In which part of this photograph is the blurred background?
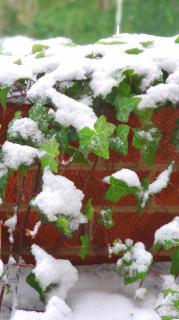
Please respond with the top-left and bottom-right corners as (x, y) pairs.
(0, 0), (179, 43)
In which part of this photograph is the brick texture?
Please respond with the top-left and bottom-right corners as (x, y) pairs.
(0, 103), (179, 264)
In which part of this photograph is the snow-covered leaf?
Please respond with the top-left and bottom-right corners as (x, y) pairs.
(79, 115), (115, 159)
(79, 234), (90, 260)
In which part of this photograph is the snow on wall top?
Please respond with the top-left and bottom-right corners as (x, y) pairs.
(1, 33), (179, 130)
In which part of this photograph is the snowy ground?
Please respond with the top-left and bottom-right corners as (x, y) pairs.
(1, 262), (170, 320)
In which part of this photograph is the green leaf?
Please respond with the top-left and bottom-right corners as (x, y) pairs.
(96, 40), (126, 45)
(171, 120), (179, 151)
(0, 172), (8, 201)
(135, 108), (154, 125)
(124, 271), (147, 284)
(0, 87), (10, 111)
(55, 216), (72, 237)
(32, 43), (49, 53)
(78, 234), (90, 260)
(98, 207), (114, 229)
(132, 126), (162, 166)
(175, 36), (179, 43)
(116, 97), (141, 122)
(35, 51), (45, 58)
(40, 136), (60, 173)
(26, 272), (44, 302)
(110, 124), (130, 155)
(79, 116), (115, 159)
(125, 48), (144, 54)
(84, 199), (94, 221)
(170, 248), (179, 276)
(105, 176), (140, 203)
(140, 40), (154, 48)
(29, 102), (54, 134)
(14, 58), (22, 65)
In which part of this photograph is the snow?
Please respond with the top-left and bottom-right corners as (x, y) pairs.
(2, 141), (39, 170)
(118, 242), (153, 277)
(154, 216), (179, 246)
(1, 34), (179, 131)
(11, 296), (72, 320)
(31, 244), (78, 301)
(8, 118), (45, 145)
(2, 262), (173, 320)
(31, 168), (86, 226)
(0, 259), (4, 277)
(148, 162), (174, 194)
(104, 168), (141, 188)
(135, 288), (148, 300)
(4, 207), (17, 244)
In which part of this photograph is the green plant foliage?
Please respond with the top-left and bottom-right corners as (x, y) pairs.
(110, 124), (130, 155)
(32, 43), (49, 53)
(105, 176), (140, 203)
(40, 136), (60, 173)
(170, 248), (179, 276)
(26, 272), (45, 302)
(140, 40), (154, 48)
(29, 102), (54, 134)
(0, 86), (10, 111)
(171, 119), (179, 150)
(79, 234), (90, 260)
(132, 126), (162, 165)
(125, 48), (144, 54)
(84, 199), (95, 221)
(98, 207), (114, 229)
(55, 216), (72, 238)
(79, 115), (116, 159)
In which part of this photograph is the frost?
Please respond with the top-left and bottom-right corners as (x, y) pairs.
(10, 296), (72, 320)
(31, 244), (78, 301)
(2, 141), (39, 170)
(104, 168), (141, 188)
(31, 168), (86, 227)
(8, 118), (45, 145)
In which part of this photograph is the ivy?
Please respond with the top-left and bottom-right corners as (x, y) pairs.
(110, 124), (130, 155)
(171, 119), (179, 150)
(32, 43), (49, 53)
(0, 86), (10, 111)
(84, 199), (95, 221)
(98, 207), (114, 229)
(105, 176), (140, 203)
(29, 102), (54, 134)
(132, 126), (162, 165)
(26, 272), (45, 302)
(78, 234), (90, 260)
(170, 248), (179, 276)
(125, 48), (144, 54)
(79, 115), (116, 159)
(40, 136), (60, 173)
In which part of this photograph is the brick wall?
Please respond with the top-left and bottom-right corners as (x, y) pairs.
(0, 103), (179, 265)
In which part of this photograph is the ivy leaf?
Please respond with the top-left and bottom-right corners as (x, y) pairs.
(110, 124), (130, 155)
(0, 87), (10, 111)
(78, 234), (90, 260)
(55, 216), (72, 238)
(171, 119), (179, 151)
(124, 271), (147, 284)
(84, 199), (95, 221)
(0, 172), (8, 202)
(125, 48), (143, 54)
(79, 116), (116, 159)
(132, 126), (162, 166)
(135, 108), (154, 125)
(26, 272), (44, 302)
(40, 136), (60, 173)
(175, 36), (179, 43)
(116, 97), (141, 122)
(98, 207), (114, 229)
(29, 102), (54, 134)
(105, 176), (140, 203)
(32, 43), (49, 53)
(140, 40), (154, 48)
(170, 248), (179, 276)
